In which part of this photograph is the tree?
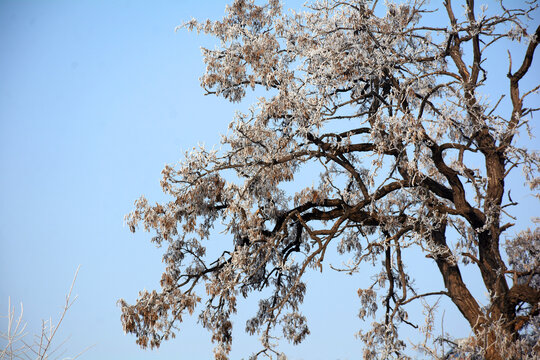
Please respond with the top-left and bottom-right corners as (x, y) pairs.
(1, 267), (91, 360)
(118, 0), (540, 359)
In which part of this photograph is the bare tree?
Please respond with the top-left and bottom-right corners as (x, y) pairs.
(1, 267), (91, 360)
(119, 1), (540, 359)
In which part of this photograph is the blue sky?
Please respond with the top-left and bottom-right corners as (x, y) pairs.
(0, 1), (538, 360)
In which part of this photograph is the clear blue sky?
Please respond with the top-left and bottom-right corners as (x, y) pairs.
(0, 1), (538, 360)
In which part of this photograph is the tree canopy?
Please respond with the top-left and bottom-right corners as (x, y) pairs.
(119, 1), (540, 359)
